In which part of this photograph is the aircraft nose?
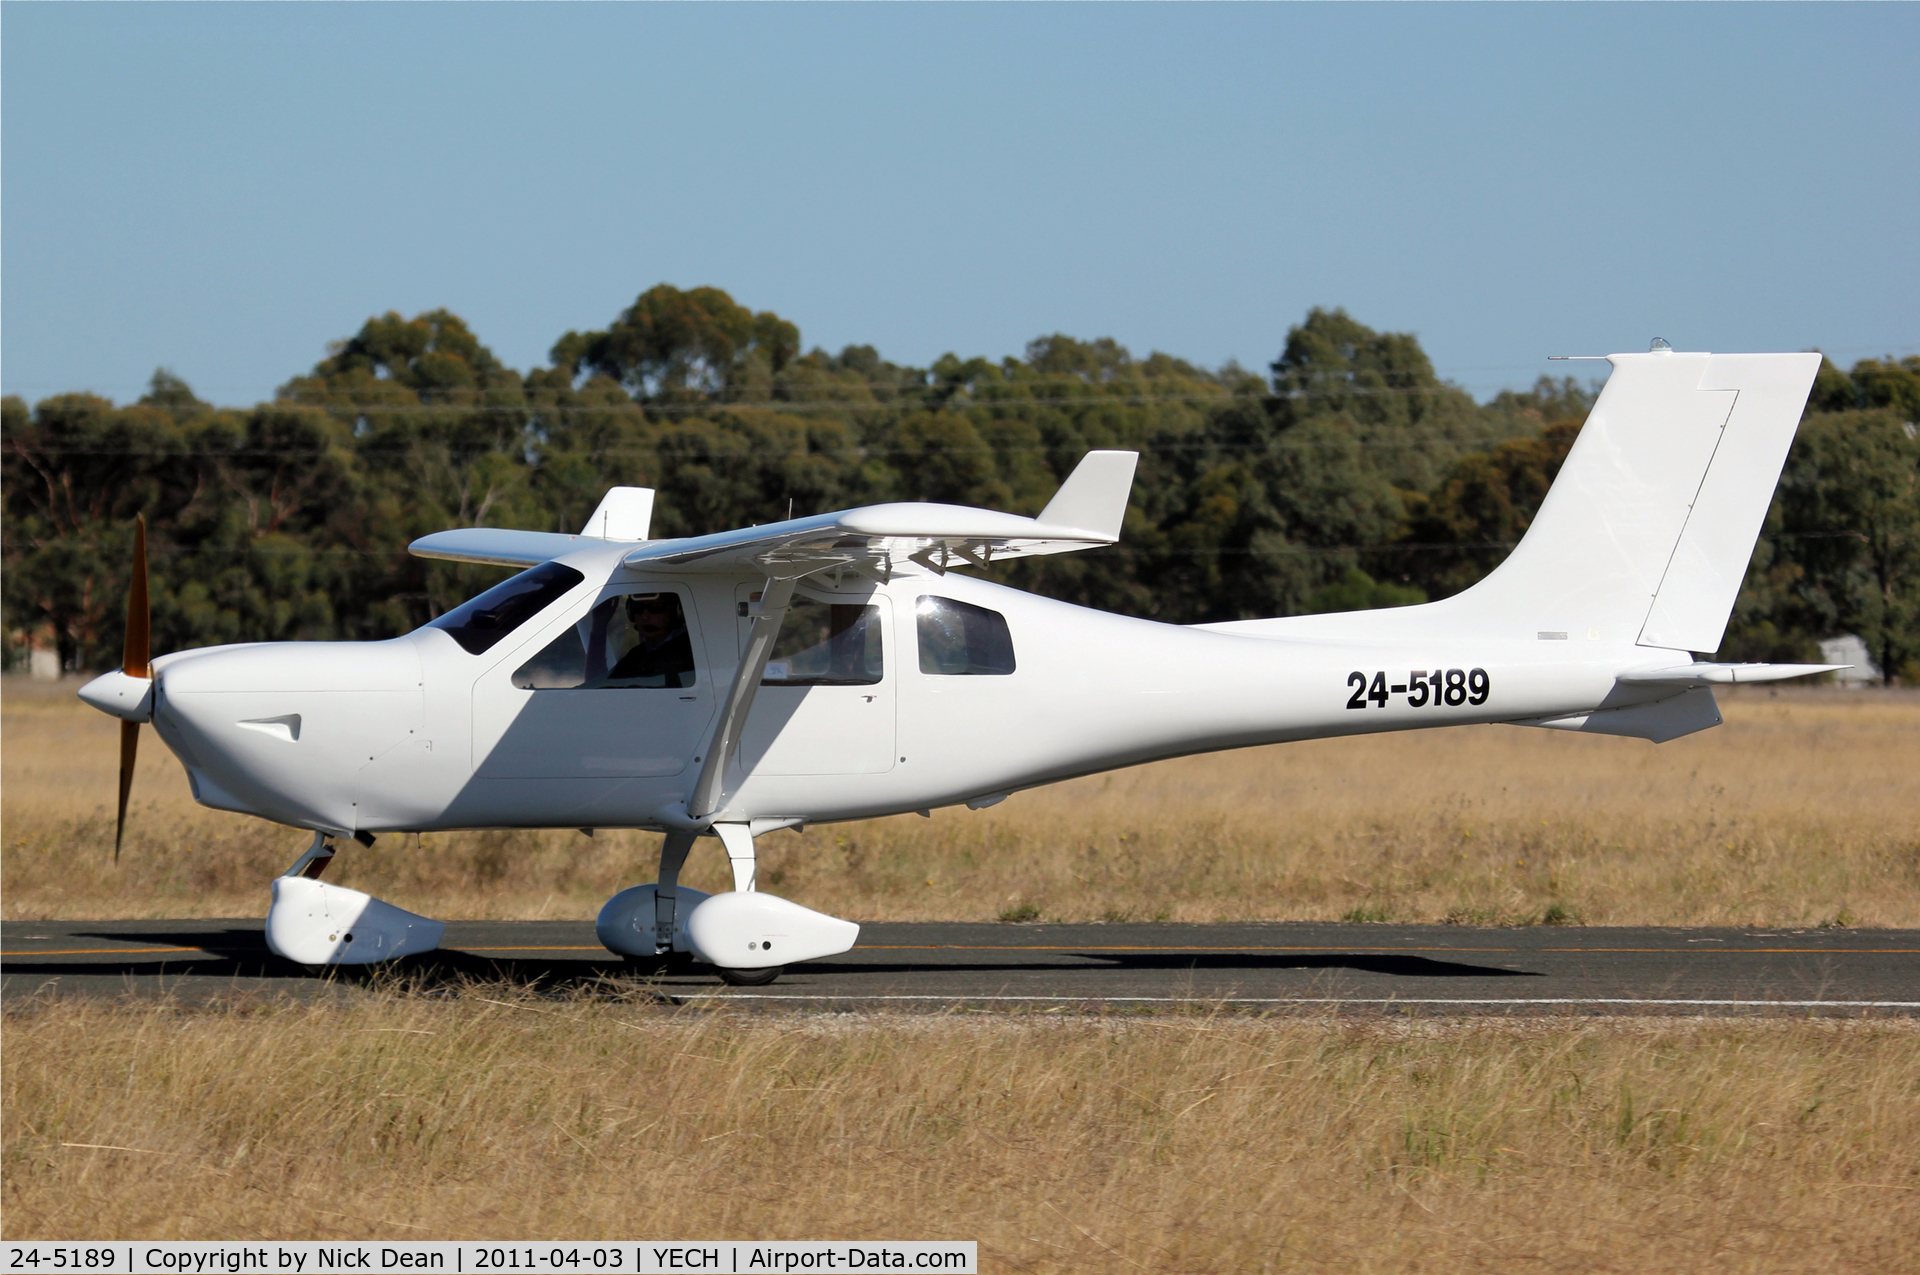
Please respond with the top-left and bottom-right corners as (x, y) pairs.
(151, 639), (424, 831)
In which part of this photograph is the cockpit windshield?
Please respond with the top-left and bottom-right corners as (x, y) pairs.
(427, 561), (585, 654)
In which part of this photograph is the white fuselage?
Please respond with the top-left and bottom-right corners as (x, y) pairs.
(146, 541), (1676, 838)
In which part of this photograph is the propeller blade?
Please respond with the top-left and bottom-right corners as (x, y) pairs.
(124, 513), (151, 677)
(116, 514), (151, 864)
(116, 719), (139, 864)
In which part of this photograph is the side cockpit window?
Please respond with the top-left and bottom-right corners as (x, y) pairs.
(429, 561), (585, 655)
(763, 598), (883, 686)
(513, 591), (697, 689)
(916, 596), (1015, 675)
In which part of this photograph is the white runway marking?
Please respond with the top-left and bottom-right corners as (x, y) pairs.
(678, 994), (1920, 1009)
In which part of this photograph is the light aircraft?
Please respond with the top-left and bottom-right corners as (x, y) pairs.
(78, 346), (1841, 984)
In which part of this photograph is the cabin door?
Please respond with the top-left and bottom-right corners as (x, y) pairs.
(733, 583), (896, 778)
(473, 584), (716, 778)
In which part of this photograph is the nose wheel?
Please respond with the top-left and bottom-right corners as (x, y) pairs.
(717, 965), (784, 987)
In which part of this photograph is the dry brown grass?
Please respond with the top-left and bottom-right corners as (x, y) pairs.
(4, 993), (1917, 1269)
(5, 675), (1918, 927)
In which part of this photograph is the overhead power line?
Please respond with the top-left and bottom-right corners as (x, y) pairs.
(32, 528), (1869, 564)
(6, 381), (1588, 416)
(2, 338), (1913, 404)
(4, 433), (1573, 459)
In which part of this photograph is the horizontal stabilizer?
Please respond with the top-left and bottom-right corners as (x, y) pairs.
(1617, 662), (1848, 688)
(409, 528), (595, 568)
(1515, 687), (1723, 744)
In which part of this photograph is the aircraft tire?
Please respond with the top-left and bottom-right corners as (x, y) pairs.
(716, 965), (783, 987)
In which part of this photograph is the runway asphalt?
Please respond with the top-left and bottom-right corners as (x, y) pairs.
(3, 919), (1917, 1014)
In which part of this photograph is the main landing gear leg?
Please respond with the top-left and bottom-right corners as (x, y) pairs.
(595, 833), (711, 965)
(714, 821), (757, 893)
(653, 830), (698, 956)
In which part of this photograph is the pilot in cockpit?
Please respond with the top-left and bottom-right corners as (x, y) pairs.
(607, 592), (695, 687)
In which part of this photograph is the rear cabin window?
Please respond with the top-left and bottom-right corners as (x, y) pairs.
(763, 598), (883, 686)
(513, 591), (697, 689)
(916, 596), (1016, 675)
(429, 561), (584, 655)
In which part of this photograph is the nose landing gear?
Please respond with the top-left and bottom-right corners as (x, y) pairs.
(264, 831), (444, 966)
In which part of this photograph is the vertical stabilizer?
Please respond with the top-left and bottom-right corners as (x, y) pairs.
(582, 487), (656, 540)
(1038, 450), (1138, 540)
(1452, 350), (1819, 650)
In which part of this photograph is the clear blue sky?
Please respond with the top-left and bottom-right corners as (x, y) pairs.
(4, 2), (1915, 408)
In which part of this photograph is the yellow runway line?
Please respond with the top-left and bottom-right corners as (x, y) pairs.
(1, 947), (201, 957)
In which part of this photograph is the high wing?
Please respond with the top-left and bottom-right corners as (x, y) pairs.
(408, 450), (1138, 580)
(407, 527), (595, 568)
(409, 486), (660, 567)
(627, 449), (1137, 581)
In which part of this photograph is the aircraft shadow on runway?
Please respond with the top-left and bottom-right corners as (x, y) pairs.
(1, 931), (1543, 993)
(38, 929), (647, 995)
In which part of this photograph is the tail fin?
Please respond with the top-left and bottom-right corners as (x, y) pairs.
(1039, 450), (1138, 540)
(1454, 349), (1820, 653)
(1196, 349), (1820, 650)
(581, 486), (656, 540)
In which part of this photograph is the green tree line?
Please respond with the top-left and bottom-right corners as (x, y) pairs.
(5, 286), (1916, 681)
